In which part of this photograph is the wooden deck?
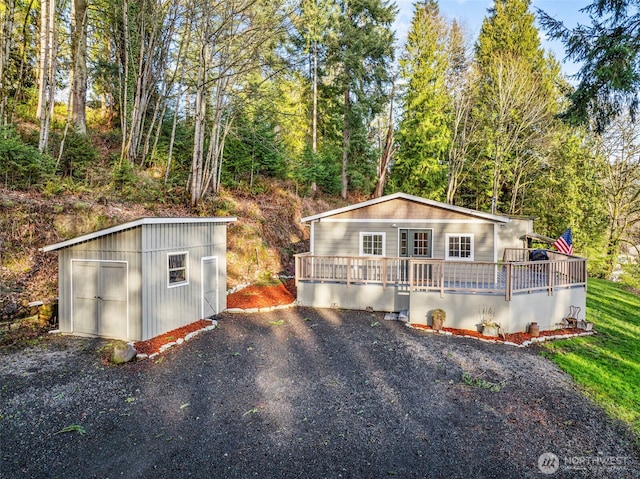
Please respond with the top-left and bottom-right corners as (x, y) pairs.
(295, 248), (586, 301)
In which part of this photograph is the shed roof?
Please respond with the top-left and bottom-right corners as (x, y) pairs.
(41, 217), (237, 252)
(300, 192), (510, 224)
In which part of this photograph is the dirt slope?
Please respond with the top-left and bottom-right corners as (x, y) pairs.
(0, 184), (341, 324)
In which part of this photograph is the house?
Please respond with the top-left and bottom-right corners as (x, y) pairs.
(295, 193), (586, 334)
(41, 217), (236, 341)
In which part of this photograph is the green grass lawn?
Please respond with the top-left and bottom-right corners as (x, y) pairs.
(542, 278), (640, 439)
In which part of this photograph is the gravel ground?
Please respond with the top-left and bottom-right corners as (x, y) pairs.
(1, 307), (638, 479)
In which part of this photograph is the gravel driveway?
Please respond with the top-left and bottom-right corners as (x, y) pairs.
(1, 308), (638, 478)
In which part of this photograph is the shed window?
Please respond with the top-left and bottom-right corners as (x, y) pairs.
(168, 252), (188, 286)
(446, 234), (474, 261)
(360, 232), (385, 256)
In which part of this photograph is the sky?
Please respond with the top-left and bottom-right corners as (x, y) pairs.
(393, 0), (593, 79)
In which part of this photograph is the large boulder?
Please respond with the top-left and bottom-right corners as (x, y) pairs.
(111, 343), (137, 364)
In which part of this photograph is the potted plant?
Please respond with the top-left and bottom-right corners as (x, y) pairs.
(479, 305), (501, 337)
(431, 309), (446, 331)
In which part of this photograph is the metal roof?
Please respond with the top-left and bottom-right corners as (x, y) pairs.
(300, 192), (510, 224)
(41, 217), (237, 252)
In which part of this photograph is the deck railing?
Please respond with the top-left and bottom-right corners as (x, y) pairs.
(294, 253), (411, 290)
(294, 249), (587, 301)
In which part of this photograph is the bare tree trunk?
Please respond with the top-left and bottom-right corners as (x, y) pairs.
(147, 13), (184, 167)
(309, 41), (319, 196)
(124, 21), (151, 163)
(341, 89), (350, 200)
(190, 44), (208, 207)
(0, 0), (16, 126)
(141, 94), (163, 166)
(312, 41), (318, 153)
(118, 0), (130, 165)
(373, 81), (395, 198)
(57, 86), (74, 168)
(37, 0), (57, 153)
(70, 0), (88, 134)
(165, 27), (191, 185)
(446, 80), (475, 205)
(36, 0), (48, 122)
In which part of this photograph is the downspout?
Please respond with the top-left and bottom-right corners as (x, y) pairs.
(310, 220), (316, 256)
(493, 223), (498, 263)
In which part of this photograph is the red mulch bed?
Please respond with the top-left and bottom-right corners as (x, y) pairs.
(134, 280), (297, 357)
(135, 281), (584, 356)
(134, 319), (212, 356)
(226, 279), (296, 309)
(410, 323), (584, 345)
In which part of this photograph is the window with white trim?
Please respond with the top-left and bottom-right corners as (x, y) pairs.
(446, 234), (474, 261)
(359, 232), (385, 256)
(168, 252), (189, 286)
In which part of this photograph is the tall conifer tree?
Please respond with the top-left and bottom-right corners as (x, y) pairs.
(326, 0), (396, 199)
(472, 0), (556, 214)
(389, 0), (451, 199)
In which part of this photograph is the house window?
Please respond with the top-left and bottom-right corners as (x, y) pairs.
(446, 234), (474, 261)
(413, 232), (431, 257)
(400, 230), (408, 256)
(168, 252), (188, 286)
(360, 232), (385, 256)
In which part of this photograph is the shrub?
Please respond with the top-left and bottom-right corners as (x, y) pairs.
(55, 132), (97, 180)
(112, 158), (137, 189)
(0, 126), (54, 189)
(619, 261), (640, 290)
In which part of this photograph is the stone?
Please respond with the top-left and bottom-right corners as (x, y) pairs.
(184, 331), (200, 341)
(112, 343), (137, 364)
(159, 341), (177, 353)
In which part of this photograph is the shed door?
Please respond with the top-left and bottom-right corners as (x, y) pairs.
(202, 256), (219, 318)
(72, 261), (128, 338)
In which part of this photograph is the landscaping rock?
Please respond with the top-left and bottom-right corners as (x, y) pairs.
(111, 343), (137, 364)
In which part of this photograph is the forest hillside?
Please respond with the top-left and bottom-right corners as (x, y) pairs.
(0, 180), (345, 325)
(4, 0), (640, 325)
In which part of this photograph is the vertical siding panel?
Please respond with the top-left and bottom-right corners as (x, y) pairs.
(53, 219), (230, 341)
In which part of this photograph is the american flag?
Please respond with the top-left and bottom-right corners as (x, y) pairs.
(553, 228), (573, 255)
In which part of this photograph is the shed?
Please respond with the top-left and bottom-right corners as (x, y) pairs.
(41, 217), (236, 341)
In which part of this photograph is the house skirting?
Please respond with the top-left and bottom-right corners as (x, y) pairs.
(296, 281), (410, 312)
(296, 280), (586, 334)
(409, 286), (586, 334)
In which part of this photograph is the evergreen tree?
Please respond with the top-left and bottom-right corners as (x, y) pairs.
(538, 0), (640, 132)
(471, 0), (556, 214)
(325, 0), (396, 199)
(388, 0), (450, 200)
(475, 0), (544, 69)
